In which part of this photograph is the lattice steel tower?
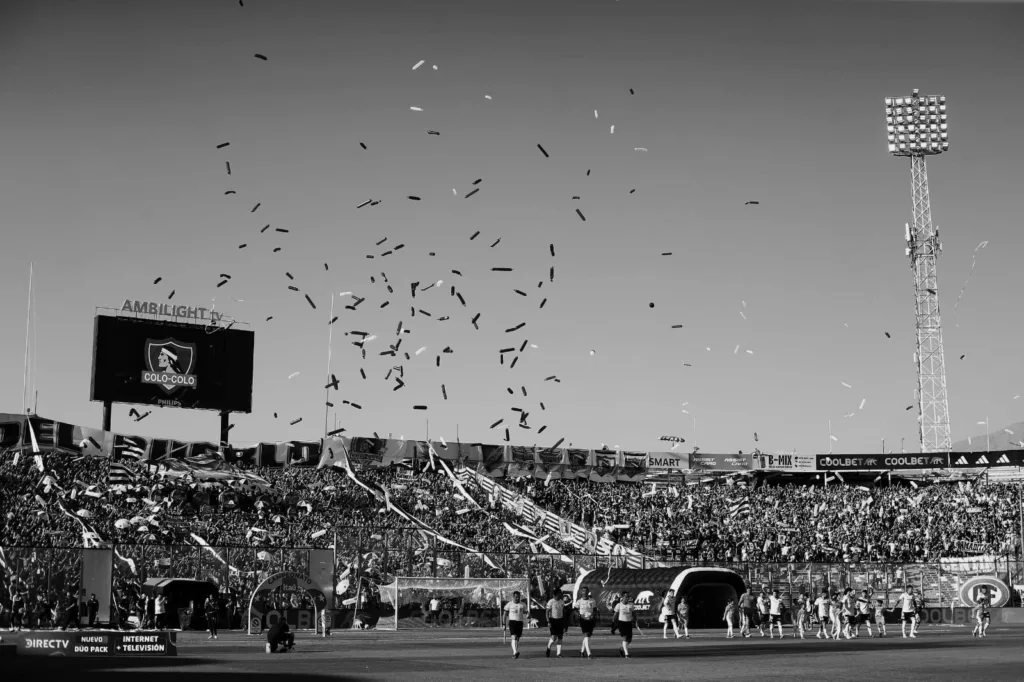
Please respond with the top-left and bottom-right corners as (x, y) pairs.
(884, 89), (951, 453)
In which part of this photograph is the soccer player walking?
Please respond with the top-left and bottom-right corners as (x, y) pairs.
(205, 593), (220, 640)
(767, 590), (785, 639)
(841, 588), (856, 639)
(573, 586), (598, 658)
(739, 587), (756, 638)
(829, 593), (843, 640)
(874, 598), (887, 637)
(545, 589), (566, 658)
(503, 591), (528, 659)
(660, 589), (681, 639)
(971, 595), (991, 638)
(814, 589), (831, 639)
(899, 586), (917, 638)
(723, 598), (738, 638)
(613, 592), (636, 658)
(677, 593), (691, 639)
(756, 590), (770, 637)
(855, 590), (873, 638)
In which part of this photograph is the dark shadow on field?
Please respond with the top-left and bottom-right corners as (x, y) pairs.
(0, 656), (368, 682)
(602, 637), (982, 659)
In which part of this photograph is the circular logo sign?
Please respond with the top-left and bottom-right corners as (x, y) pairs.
(959, 576), (1010, 607)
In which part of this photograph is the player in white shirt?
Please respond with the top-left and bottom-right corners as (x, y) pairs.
(828, 594), (843, 640)
(503, 591), (528, 659)
(573, 586), (599, 658)
(899, 587), (917, 638)
(855, 589), (873, 638)
(545, 589), (566, 658)
(767, 589), (785, 639)
(613, 592), (636, 658)
(841, 588), (856, 639)
(756, 591), (770, 637)
(660, 589), (681, 639)
(791, 594), (806, 639)
(428, 596), (442, 628)
(813, 589), (831, 640)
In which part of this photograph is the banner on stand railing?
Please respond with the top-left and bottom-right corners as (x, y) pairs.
(815, 454), (948, 471)
(688, 453), (754, 471)
(757, 453), (816, 471)
(645, 452), (687, 474)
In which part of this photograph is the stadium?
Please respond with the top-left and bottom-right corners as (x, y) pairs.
(4, 1), (1024, 680)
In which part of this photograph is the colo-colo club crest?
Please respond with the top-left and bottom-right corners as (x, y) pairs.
(142, 339), (198, 393)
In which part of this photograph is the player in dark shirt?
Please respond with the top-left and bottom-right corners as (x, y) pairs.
(266, 617), (295, 653)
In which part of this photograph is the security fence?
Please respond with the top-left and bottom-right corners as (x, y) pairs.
(3, 534), (1021, 622)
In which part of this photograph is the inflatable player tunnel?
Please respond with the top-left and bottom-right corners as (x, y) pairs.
(574, 567), (746, 629)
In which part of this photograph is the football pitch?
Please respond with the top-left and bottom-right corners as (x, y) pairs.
(5, 626), (1023, 681)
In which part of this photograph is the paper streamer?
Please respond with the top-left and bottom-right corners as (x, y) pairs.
(954, 240), (989, 309)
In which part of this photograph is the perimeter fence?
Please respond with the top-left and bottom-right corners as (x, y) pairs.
(3, 531), (1022, 615)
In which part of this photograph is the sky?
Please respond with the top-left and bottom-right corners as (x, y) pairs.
(1, 0), (1022, 456)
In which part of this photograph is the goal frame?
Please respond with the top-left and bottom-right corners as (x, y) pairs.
(377, 576), (530, 631)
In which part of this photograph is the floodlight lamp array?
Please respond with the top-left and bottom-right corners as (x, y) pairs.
(884, 93), (948, 156)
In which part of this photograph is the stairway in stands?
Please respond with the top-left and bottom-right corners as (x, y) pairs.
(457, 467), (656, 569)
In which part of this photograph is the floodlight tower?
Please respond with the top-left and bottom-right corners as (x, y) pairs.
(884, 89), (951, 453)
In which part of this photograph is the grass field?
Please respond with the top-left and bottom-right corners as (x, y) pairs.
(5, 625), (1023, 681)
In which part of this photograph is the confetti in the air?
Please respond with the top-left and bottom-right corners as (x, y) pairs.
(954, 240), (989, 309)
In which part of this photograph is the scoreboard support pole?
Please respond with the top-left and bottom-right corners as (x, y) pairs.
(102, 401), (112, 432)
(219, 410), (231, 449)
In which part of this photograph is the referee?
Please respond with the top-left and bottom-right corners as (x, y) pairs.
(573, 586), (598, 659)
(502, 591), (528, 659)
(545, 589), (566, 658)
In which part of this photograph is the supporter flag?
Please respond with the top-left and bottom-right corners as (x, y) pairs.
(108, 459), (137, 486)
(589, 449), (619, 483)
(617, 451), (648, 482)
(0, 415), (24, 452)
(728, 497), (751, 519)
(477, 444), (508, 478)
(564, 448), (591, 479)
(113, 434), (148, 460)
(507, 445), (535, 478)
(286, 440), (322, 467)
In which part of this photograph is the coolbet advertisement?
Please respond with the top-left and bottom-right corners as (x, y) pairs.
(90, 314), (255, 413)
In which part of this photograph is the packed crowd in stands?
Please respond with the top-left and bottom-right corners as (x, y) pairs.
(505, 476), (1022, 563)
(1, 449), (1021, 629)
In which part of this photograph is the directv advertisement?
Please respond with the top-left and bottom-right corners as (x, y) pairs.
(90, 315), (254, 413)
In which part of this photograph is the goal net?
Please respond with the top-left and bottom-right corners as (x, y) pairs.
(377, 577), (529, 631)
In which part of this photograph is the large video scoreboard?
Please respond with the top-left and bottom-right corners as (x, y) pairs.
(90, 314), (254, 413)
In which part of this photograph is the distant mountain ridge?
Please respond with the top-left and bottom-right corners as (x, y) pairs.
(950, 420), (1024, 452)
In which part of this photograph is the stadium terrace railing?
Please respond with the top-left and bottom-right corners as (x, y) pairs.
(2, 539), (1022, 614)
